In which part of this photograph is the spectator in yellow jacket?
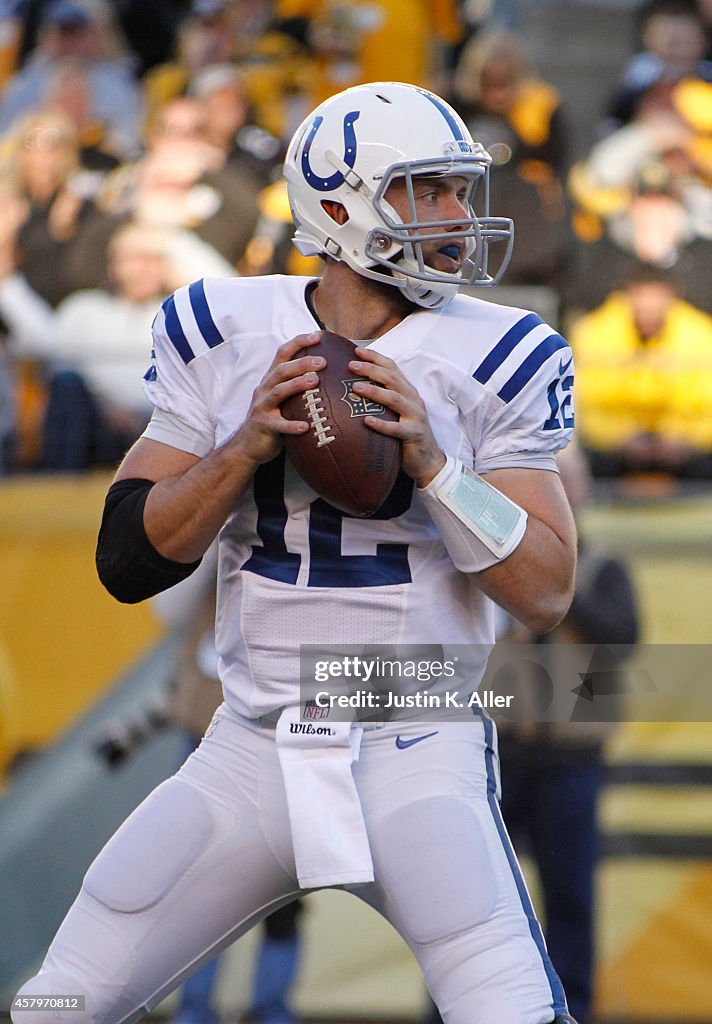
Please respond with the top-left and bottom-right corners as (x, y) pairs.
(571, 266), (712, 479)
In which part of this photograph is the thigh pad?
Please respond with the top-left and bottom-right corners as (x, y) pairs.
(373, 796), (499, 946)
(83, 779), (214, 914)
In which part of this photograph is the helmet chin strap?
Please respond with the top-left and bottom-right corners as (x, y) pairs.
(392, 266), (462, 309)
(389, 256), (463, 307)
(393, 229), (473, 308)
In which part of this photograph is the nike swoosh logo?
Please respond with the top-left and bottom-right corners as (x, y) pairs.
(395, 731), (439, 750)
(558, 355), (573, 376)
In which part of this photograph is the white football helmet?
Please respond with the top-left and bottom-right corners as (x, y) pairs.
(284, 81), (514, 309)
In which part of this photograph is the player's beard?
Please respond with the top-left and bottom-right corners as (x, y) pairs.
(370, 266), (422, 314)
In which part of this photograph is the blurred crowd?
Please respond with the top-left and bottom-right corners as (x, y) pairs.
(0, 0), (711, 484)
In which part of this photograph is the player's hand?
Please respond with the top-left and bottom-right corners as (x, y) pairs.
(233, 333), (326, 467)
(348, 347), (446, 488)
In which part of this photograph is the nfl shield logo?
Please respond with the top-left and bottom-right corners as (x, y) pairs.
(340, 379), (386, 417)
(303, 700), (329, 720)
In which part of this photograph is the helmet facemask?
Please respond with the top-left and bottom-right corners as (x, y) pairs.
(364, 153), (514, 307)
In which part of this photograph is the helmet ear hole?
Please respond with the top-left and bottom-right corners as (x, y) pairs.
(321, 200), (349, 225)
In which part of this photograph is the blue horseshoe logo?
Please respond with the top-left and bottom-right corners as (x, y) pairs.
(301, 110), (360, 191)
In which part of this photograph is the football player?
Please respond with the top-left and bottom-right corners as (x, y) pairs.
(12, 82), (578, 1024)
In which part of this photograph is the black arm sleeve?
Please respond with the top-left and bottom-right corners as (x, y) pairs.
(96, 478), (202, 604)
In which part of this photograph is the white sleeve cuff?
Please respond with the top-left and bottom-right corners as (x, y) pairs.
(419, 453), (460, 496)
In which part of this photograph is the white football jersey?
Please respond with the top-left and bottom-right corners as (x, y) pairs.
(143, 275), (574, 717)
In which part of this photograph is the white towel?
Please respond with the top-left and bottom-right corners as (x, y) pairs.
(275, 705), (374, 888)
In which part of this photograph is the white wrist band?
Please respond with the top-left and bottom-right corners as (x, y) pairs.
(418, 455), (528, 572)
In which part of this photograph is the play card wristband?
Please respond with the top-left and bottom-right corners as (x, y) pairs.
(418, 454), (528, 572)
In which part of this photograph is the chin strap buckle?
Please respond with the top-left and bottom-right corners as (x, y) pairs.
(325, 149), (373, 196)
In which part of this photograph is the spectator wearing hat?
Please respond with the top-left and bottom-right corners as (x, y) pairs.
(605, 0), (712, 131)
(567, 156), (712, 315)
(0, 0), (144, 160)
(569, 70), (712, 244)
(187, 62), (282, 182)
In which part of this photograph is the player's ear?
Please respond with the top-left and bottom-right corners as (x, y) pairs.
(321, 200), (349, 225)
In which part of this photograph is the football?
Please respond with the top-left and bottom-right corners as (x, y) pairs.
(282, 330), (402, 517)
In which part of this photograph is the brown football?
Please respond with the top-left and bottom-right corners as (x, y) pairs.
(282, 330), (402, 517)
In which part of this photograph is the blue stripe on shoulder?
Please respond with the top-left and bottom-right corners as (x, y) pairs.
(188, 279), (224, 350)
(162, 295), (195, 365)
(473, 312), (543, 386)
(498, 333), (569, 403)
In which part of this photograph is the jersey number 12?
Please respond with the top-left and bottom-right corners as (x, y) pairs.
(242, 454), (414, 588)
